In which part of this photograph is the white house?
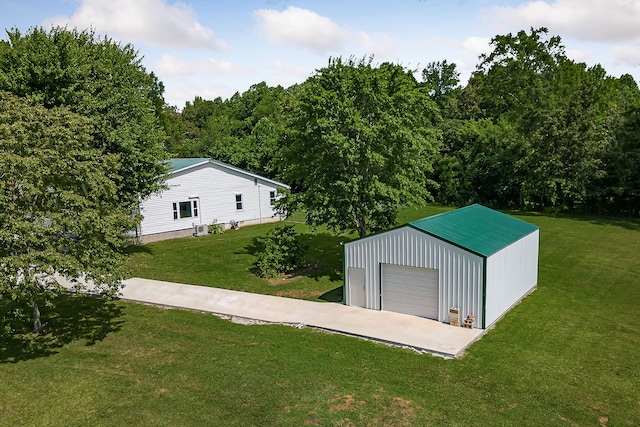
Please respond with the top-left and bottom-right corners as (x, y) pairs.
(136, 158), (290, 243)
(343, 204), (539, 329)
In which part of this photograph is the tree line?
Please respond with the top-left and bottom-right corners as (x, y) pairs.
(162, 28), (640, 228)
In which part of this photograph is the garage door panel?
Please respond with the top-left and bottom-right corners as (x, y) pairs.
(382, 264), (438, 319)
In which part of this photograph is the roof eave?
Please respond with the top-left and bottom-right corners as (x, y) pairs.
(169, 158), (290, 189)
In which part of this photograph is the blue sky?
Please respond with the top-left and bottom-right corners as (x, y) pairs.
(1, 0), (639, 108)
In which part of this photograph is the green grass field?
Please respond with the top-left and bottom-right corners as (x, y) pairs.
(1, 206), (639, 426)
(123, 210), (355, 302)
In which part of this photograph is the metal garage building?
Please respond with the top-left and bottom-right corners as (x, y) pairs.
(343, 204), (539, 329)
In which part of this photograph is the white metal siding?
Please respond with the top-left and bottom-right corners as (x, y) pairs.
(344, 226), (484, 323)
(381, 264), (438, 319)
(139, 163), (284, 236)
(484, 229), (539, 327)
(347, 267), (365, 307)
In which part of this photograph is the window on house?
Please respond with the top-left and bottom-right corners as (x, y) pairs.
(235, 194), (243, 210)
(270, 191), (276, 206)
(173, 200), (198, 219)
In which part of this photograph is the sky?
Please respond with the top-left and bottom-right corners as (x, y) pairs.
(1, 0), (639, 108)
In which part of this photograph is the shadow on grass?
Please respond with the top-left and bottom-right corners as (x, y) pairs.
(0, 294), (124, 363)
(319, 285), (344, 303)
(511, 210), (640, 232)
(123, 244), (154, 255)
(242, 231), (345, 282)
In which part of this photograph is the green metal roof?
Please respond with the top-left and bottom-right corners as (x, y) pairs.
(409, 204), (539, 257)
(168, 158), (209, 173)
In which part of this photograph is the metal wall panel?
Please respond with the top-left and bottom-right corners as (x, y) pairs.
(484, 229), (539, 327)
(344, 226), (484, 323)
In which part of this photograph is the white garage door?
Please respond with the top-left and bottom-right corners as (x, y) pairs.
(381, 264), (439, 320)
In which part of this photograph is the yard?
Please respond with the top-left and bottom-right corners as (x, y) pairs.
(1, 206), (639, 426)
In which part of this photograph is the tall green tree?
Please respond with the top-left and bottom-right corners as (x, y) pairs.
(0, 27), (167, 209)
(0, 92), (132, 334)
(595, 76), (640, 214)
(421, 60), (461, 108)
(283, 57), (441, 237)
(176, 83), (290, 180)
(469, 28), (612, 209)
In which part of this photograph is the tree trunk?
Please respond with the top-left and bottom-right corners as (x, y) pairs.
(32, 300), (43, 334)
(357, 215), (367, 237)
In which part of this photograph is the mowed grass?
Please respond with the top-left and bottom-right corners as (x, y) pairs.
(124, 214), (347, 301)
(124, 206), (452, 302)
(1, 206), (639, 426)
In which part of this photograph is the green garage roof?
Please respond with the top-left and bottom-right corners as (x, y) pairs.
(409, 204), (539, 257)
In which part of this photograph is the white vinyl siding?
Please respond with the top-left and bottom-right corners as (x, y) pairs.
(139, 163), (285, 237)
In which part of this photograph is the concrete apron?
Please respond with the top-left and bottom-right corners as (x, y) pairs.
(127, 278), (485, 358)
(57, 276), (485, 358)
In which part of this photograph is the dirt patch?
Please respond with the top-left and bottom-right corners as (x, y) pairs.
(330, 394), (365, 412)
(267, 264), (322, 285)
(391, 397), (414, 417)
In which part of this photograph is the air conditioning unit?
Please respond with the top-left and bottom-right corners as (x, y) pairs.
(194, 224), (208, 237)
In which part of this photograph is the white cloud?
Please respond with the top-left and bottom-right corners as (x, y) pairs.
(610, 44), (640, 67)
(488, 0), (640, 43)
(153, 54), (248, 76)
(460, 36), (492, 57)
(163, 81), (234, 107)
(355, 31), (401, 59)
(564, 47), (593, 64)
(272, 60), (311, 79)
(253, 6), (350, 54)
(45, 0), (227, 51)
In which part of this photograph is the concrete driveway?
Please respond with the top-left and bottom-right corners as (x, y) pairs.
(115, 278), (485, 358)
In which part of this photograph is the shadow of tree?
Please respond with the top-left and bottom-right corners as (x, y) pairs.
(243, 231), (346, 283)
(0, 293), (124, 363)
(243, 236), (263, 257)
(511, 210), (640, 232)
(319, 286), (344, 303)
(123, 244), (154, 255)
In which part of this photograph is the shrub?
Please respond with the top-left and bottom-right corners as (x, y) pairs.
(254, 225), (305, 279)
(209, 220), (224, 235)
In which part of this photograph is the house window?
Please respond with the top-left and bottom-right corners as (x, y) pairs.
(235, 194), (243, 211)
(173, 200), (198, 219)
(270, 191), (276, 206)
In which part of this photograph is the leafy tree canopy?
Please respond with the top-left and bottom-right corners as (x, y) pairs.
(0, 26), (168, 209)
(282, 56), (441, 237)
(0, 92), (132, 334)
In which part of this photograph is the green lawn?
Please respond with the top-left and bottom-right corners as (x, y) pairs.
(123, 206), (452, 302)
(1, 206), (639, 426)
